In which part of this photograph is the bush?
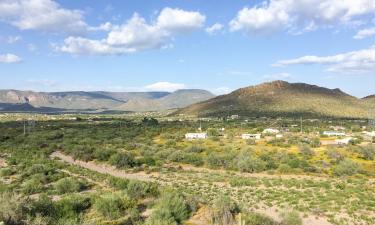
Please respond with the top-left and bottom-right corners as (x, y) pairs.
(278, 163), (292, 174)
(54, 195), (91, 221)
(146, 191), (189, 225)
(359, 145), (375, 160)
(298, 144), (314, 159)
(54, 177), (86, 194)
(93, 149), (115, 161)
(109, 152), (137, 168)
(333, 159), (361, 176)
(280, 210), (302, 225)
(22, 178), (44, 194)
(236, 154), (266, 173)
(242, 212), (280, 225)
(94, 192), (136, 219)
(211, 195), (238, 225)
(0, 192), (26, 225)
(127, 180), (159, 199)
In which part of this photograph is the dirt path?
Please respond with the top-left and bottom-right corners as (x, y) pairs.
(51, 151), (156, 182)
(51, 151), (333, 225)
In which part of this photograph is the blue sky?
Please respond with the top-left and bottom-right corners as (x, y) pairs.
(1, 0), (375, 97)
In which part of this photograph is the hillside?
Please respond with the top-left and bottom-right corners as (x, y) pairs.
(177, 80), (371, 118)
(0, 89), (214, 112)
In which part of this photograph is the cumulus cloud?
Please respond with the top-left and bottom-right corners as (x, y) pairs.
(230, 0), (375, 35)
(145, 82), (186, 92)
(206, 23), (224, 35)
(156, 7), (205, 32)
(57, 8), (206, 55)
(0, 53), (22, 63)
(354, 27), (375, 39)
(274, 45), (375, 74)
(0, 0), (88, 35)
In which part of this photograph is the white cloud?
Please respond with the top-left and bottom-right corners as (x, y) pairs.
(58, 8), (206, 55)
(354, 27), (375, 39)
(7, 35), (22, 44)
(206, 23), (224, 35)
(263, 72), (293, 81)
(230, 0), (375, 35)
(156, 7), (205, 32)
(0, 0), (88, 35)
(0, 53), (22, 63)
(274, 45), (375, 74)
(145, 82), (186, 92)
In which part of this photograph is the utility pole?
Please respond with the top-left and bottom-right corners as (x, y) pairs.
(23, 120), (26, 136)
(300, 116), (303, 133)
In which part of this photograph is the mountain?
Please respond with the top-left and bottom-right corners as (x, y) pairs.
(176, 80), (371, 118)
(115, 89), (215, 111)
(0, 89), (214, 112)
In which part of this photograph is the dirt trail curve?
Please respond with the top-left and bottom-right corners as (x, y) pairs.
(50, 151), (334, 225)
(50, 151), (155, 182)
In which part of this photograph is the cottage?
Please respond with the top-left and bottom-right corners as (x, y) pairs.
(323, 131), (346, 137)
(262, 128), (280, 134)
(241, 133), (261, 140)
(185, 133), (207, 140)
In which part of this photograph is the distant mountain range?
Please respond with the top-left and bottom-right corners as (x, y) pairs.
(176, 80), (375, 119)
(1, 81), (374, 118)
(0, 89), (215, 113)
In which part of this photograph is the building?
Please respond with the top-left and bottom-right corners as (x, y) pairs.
(276, 134), (284, 138)
(335, 137), (353, 145)
(262, 128), (280, 134)
(363, 131), (375, 137)
(323, 131), (346, 137)
(185, 133), (207, 140)
(241, 133), (261, 140)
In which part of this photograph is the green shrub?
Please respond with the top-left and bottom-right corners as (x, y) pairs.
(146, 191), (189, 225)
(54, 177), (86, 194)
(278, 164), (292, 174)
(242, 212), (280, 225)
(109, 152), (137, 168)
(94, 192), (136, 219)
(333, 159), (361, 176)
(22, 178), (44, 194)
(127, 180), (159, 199)
(55, 195), (91, 220)
(298, 144), (315, 159)
(211, 195), (238, 225)
(280, 210), (302, 225)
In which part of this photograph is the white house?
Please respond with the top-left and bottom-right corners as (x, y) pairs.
(241, 133), (261, 140)
(276, 134), (284, 139)
(262, 128), (280, 134)
(363, 131), (375, 137)
(335, 137), (353, 145)
(185, 133), (207, 140)
(323, 131), (346, 137)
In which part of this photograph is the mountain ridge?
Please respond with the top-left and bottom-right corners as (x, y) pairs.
(0, 89), (215, 112)
(176, 80), (374, 119)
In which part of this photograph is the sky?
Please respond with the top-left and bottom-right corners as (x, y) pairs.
(1, 0), (375, 97)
